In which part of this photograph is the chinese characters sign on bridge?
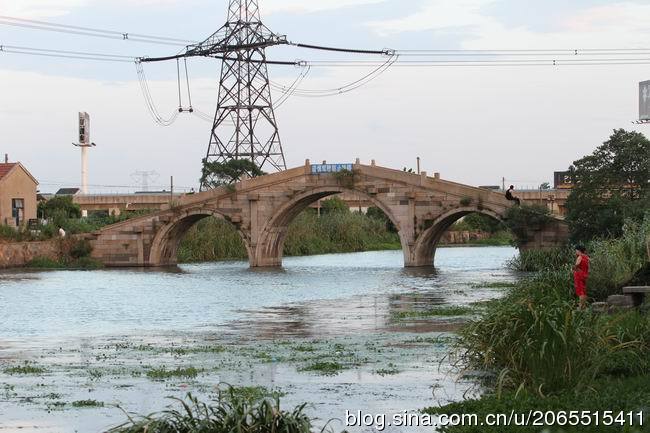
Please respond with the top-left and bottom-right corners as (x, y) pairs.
(311, 164), (354, 174)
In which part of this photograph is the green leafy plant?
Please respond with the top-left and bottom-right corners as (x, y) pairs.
(565, 129), (649, 243)
(503, 204), (553, 246)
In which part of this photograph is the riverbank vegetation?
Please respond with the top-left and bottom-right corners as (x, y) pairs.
(0, 196), (150, 243)
(425, 220), (649, 431)
(25, 238), (103, 270)
(426, 130), (649, 432)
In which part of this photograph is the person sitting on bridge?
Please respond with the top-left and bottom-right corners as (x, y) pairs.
(573, 245), (590, 310)
(505, 185), (521, 205)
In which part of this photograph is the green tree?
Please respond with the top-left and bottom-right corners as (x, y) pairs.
(503, 205), (553, 247)
(39, 196), (81, 219)
(320, 197), (349, 214)
(461, 213), (504, 233)
(367, 206), (397, 232)
(566, 129), (650, 243)
(200, 159), (265, 190)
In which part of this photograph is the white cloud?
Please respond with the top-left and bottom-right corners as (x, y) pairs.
(0, 0), (181, 19)
(366, 0), (499, 36)
(366, 0), (650, 49)
(459, 2), (650, 50)
(264, 0), (386, 15)
(0, 0), (87, 18)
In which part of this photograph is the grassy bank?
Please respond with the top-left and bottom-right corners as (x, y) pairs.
(508, 217), (650, 300)
(425, 216), (650, 432)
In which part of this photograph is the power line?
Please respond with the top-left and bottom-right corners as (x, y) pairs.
(4, 43), (650, 67)
(0, 15), (195, 46)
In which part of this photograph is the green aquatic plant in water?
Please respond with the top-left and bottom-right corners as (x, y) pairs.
(72, 399), (104, 408)
(299, 361), (345, 376)
(4, 364), (47, 375)
(108, 391), (324, 433)
(392, 306), (475, 320)
(146, 366), (201, 380)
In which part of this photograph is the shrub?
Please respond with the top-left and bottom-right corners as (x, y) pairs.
(507, 247), (574, 272)
(39, 196), (81, 219)
(69, 239), (93, 259)
(26, 257), (63, 269)
(456, 267), (649, 397)
(503, 205), (553, 246)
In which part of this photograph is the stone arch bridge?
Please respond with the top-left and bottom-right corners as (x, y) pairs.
(88, 162), (568, 268)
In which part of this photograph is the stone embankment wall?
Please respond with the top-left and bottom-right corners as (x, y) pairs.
(0, 240), (59, 268)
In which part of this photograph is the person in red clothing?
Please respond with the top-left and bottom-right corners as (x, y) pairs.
(573, 245), (590, 309)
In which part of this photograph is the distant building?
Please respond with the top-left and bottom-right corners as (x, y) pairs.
(0, 162), (38, 227)
(55, 188), (81, 196)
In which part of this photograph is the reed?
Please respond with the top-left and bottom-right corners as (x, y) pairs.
(109, 389), (328, 433)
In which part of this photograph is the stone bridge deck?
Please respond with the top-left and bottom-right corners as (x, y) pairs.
(87, 161), (568, 268)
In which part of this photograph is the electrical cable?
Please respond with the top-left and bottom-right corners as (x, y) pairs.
(135, 61), (180, 126)
(269, 65), (312, 108)
(0, 15), (195, 46)
(290, 41), (391, 56)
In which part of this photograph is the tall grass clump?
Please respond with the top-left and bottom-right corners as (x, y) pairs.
(457, 271), (647, 396)
(109, 389), (328, 433)
(508, 216), (649, 299)
(283, 210), (400, 256)
(507, 247), (574, 272)
(586, 218), (650, 299)
(178, 218), (248, 262)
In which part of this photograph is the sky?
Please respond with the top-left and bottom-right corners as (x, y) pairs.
(0, 0), (649, 193)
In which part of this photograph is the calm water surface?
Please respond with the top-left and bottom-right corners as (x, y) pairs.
(0, 247), (518, 432)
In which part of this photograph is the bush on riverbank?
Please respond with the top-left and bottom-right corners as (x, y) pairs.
(431, 214), (650, 431)
(425, 374), (650, 433)
(457, 270), (649, 395)
(508, 216), (649, 300)
(25, 238), (103, 270)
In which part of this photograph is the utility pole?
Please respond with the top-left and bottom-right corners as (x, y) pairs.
(416, 157), (420, 174)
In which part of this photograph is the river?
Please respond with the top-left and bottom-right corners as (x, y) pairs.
(0, 246), (518, 432)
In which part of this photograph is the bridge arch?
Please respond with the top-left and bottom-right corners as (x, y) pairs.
(409, 206), (507, 267)
(149, 209), (251, 266)
(252, 186), (408, 267)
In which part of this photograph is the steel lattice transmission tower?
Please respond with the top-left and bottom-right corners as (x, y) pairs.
(144, 0), (289, 185)
(204, 0), (287, 176)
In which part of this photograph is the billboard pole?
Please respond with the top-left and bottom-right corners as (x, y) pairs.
(634, 81), (650, 124)
(72, 112), (97, 216)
